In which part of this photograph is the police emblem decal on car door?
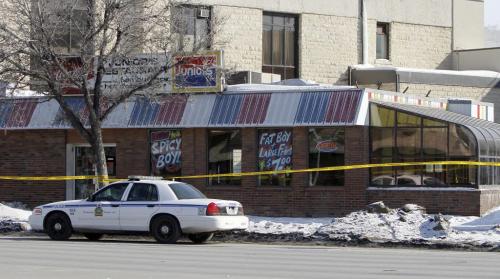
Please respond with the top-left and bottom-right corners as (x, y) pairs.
(94, 204), (103, 217)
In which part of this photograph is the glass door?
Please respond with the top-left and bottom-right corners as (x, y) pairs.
(74, 146), (116, 199)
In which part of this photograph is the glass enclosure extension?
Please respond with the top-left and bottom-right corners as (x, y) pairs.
(370, 102), (500, 187)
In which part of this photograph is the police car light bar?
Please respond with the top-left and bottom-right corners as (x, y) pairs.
(127, 175), (164, 181)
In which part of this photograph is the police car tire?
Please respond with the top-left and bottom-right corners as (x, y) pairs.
(46, 213), (72, 241)
(188, 233), (214, 244)
(151, 215), (181, 244)
(83, 233), (104, 241)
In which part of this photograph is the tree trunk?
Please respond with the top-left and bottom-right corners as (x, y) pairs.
(92, 124), (109, 190)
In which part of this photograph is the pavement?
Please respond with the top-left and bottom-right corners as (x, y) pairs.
(0, 236), (499, 279)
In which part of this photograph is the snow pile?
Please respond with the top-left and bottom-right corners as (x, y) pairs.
(453, 206), (500, 231)
(235, 204), (500, 248)
(0, 203), (32, 232)
(249, 216), (333, 237)
(316, 209), (447, 243)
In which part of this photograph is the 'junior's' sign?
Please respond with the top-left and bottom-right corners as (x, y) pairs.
(172, 51), (223, 93)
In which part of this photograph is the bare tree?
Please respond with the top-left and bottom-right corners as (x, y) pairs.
(0, 0), (222, 187)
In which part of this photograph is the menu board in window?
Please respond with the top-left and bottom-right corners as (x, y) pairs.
(258, 129), (292, 186)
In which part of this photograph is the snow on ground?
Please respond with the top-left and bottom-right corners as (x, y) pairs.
(248, 216), (333, 237)
(244, 205), (500, 247)
(0, 203), (31, 221)
(453, 206), (500, 232)
(0, 203), (31, 232)
(1, 201), (499, 248)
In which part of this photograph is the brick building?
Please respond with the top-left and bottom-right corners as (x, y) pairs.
(2, 0), (500, 216)
(203, 0), (500, 124)
(208, 0), (484, 84)
(1, 85), (500, 216)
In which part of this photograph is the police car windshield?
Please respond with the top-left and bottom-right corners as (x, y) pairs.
(169, 183), (207, 200)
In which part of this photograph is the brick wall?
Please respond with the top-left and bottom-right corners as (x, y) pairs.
(212, 6), (453, 84)
(199, 126), (368, 217)
(67, 129), (150, 178)
(212, 6), (262, 73)
(0, 130), (66, 208)
(480, 188), (500, 215)
(2, 127), (493, 216)
(181, 128), (208, 189)
(299, 14), (361, 85)
(386, 23), (452, 69)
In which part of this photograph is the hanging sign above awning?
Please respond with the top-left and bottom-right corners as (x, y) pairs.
(172, 50), (223, 93)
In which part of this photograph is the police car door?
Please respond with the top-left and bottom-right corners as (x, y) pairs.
(120, 183), (160, 231)
(77, 183), (130, 230)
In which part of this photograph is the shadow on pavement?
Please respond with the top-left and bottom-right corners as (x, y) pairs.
(0, 234), (203, 245)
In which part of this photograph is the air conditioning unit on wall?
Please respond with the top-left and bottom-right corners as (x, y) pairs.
(197, 8), (210, 18)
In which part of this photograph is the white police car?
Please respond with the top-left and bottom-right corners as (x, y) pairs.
(29, 177), (249, 244)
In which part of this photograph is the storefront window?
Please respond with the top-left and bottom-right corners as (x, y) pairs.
(397, 112), (420, 127)
(369, 104), (479, 187)
(371, 163), (395, 186)
(422, 163), (447, 186)
(423, 127), (447, 156)
(150, 130), (182, 177)
(371, 128), (394, 157)
(448, 162), (477, 186)
(423, 118), (446, 127)
(74, 146), (116, 199)
(396, 128), (421, 157)
(208, 130), (242, 185)
(308, 128), (345, 186)
(449, 124), (476, 157)
(258, 129), (292, 186)
(395, 160), (423, 186)
(370, 104), (395, 127)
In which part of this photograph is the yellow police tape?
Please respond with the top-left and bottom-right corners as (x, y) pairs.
(0, 160), (499, 182)
(0, 175), (122, 183)
(170, 160), (500, 180)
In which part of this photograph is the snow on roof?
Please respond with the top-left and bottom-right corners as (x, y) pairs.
(1, 79), (355, 97)
(225, 79), (354, 93)
(1, 84), (45, 97)
(10, 90), (45, 97)
(352, 64), (500, 79)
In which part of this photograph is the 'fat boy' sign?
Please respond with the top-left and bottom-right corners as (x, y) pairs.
(258, 129), (293, 172)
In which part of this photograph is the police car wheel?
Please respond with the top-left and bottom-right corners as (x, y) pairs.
(151, 215), (180, 244)
(83, 233), (104, 241)
(46, 213), (72, 241)
(188, 233), (214, 244)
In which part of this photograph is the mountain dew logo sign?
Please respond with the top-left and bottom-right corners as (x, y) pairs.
(172, 51), (223, 93)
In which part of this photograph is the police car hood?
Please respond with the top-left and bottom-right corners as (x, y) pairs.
(44, 200), (84, 207)
(169, 199), (242, 207)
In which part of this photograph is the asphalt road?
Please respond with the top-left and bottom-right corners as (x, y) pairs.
(0, 236), (499, 279)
